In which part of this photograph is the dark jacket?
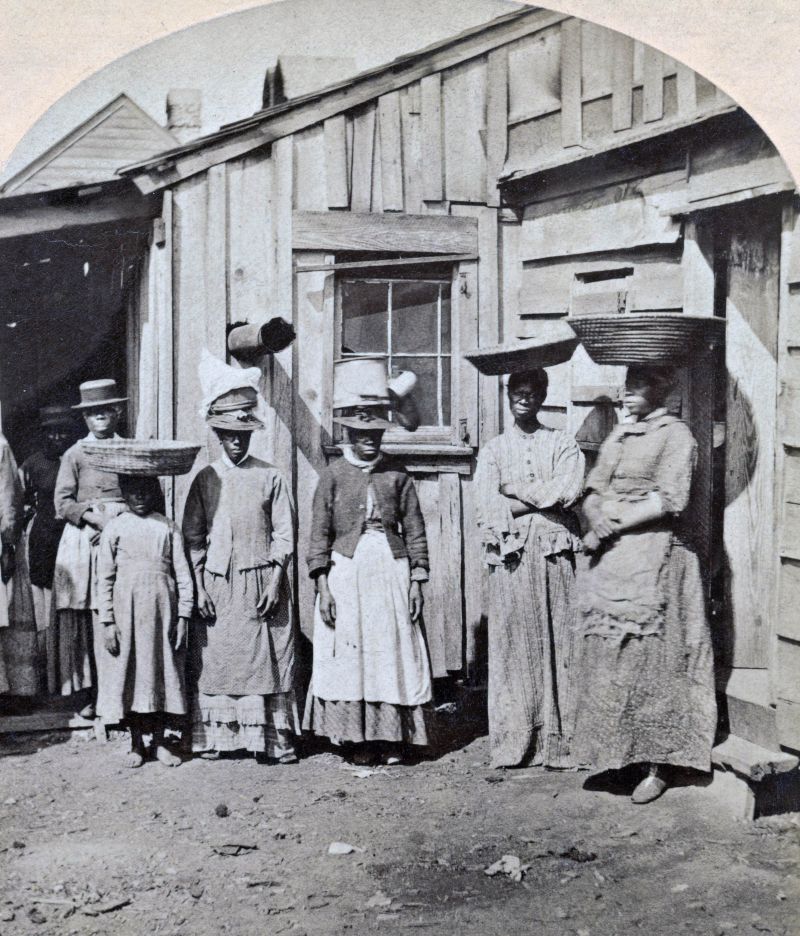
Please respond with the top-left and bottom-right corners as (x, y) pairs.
(307, 456), (428, 578)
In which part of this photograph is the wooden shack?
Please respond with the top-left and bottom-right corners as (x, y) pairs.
(2, 6), (798, 803)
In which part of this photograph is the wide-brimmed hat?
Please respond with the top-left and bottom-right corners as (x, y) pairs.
(333, 405), (393, 431)
(206, 386), (264, 432)
(39, 405), (75, 427)
(72, 379), (128, 411)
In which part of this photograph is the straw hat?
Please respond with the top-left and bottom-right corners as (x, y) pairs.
(72, 379), (128, 410)
(39, 405), (75, 427)
(198, 349), (265, 432)
(206, 387), (264, 432)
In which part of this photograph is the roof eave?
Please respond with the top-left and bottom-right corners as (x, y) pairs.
(122, 5), (564, 195)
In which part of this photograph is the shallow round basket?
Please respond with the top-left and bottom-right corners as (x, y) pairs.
(463, 322), (579, 375)
(566, 313), (725, 366)
(80, 440), (201, 476)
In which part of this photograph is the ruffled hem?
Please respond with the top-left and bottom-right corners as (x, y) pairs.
(192, 691), (300, 755)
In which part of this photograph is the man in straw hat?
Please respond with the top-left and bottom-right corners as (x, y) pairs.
(183, 350), (300, 763)
(53, 379), (128, 714)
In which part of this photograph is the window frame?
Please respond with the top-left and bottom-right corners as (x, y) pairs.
(332, 262), (463, 449)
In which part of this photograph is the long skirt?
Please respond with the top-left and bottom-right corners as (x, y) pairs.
(52, 503), (126, 696)
(573, 542), (717, 772)
(303, 530), (433, 747)
(188, 564), (300, 754)
(0, 534), (40, 696)
(48, 610), (94, 696)
(303, 696), (432, 746)
(487, 537), (580, 769)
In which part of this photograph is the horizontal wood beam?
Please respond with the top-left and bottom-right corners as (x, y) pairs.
(0, 185), (160, 241)
(294, 252), (475, 273)
(125, 9), (568, 195)
(292, 210), (478, 254)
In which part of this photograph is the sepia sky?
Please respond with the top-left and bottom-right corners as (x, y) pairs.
(0, 0), (799, 185)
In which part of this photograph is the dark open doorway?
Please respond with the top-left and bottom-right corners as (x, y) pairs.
(0, 222), (148, 462)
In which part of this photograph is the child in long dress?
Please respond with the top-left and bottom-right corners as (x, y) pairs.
(96, 475), (193, 767)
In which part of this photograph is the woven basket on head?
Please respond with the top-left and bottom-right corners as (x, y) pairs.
(463, 321), (578, 375)
(566, 313), (725, 366)
(80, 440), (201, 476)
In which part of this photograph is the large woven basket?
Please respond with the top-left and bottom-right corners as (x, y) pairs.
(80, 440), (201, 476)
(463, 321), (578, 375)
(567, 313), (725, 366)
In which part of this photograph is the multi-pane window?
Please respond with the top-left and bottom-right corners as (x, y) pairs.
(337, 276), (452, 429)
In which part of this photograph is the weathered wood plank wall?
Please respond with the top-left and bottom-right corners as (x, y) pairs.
(160, 12), (797, 737)
(775, 197), (800, 749)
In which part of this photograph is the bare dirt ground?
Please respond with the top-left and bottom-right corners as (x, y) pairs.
(1, 725), (798, 936)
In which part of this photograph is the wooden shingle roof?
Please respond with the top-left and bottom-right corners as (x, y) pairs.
(2, 94), (177, 196)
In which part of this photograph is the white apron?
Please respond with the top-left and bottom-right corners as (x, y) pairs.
(53, 502), (126, 612)
(310, 529), (432, 707)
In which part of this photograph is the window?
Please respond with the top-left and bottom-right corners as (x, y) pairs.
(336, 273), (453, 437)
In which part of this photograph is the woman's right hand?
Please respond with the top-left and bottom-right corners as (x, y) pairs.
(317, 579), (336, 627)
(104, 624), (120, 656)
(583, 494), (616, 540)
(197, 586), (216, 621)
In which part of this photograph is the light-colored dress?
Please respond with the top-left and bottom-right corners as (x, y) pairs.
(52, 434), (126, 696)
(573, 410), (717, 772)
(475, 423), (585, 768)
(182, 453), (300, 756)
(95, 512), (193, 724)
(303, 448), (433, 746)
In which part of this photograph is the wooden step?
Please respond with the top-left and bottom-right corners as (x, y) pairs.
(712, 734), (798, 781)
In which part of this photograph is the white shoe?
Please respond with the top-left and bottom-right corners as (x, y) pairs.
(631, 766), (669, 804)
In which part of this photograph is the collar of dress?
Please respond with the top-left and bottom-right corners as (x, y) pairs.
(220, 452), (252, 471)
(341, 444), (382, 473)
(619, 408), (672, 436)
(84, 432), (122, 441)
(510, 420), (547, 441)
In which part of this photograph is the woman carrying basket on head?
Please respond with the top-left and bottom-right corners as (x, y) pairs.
(183, 351), (300, 764)
(303, 358), (433, 766)
(574, 365), (717, 804)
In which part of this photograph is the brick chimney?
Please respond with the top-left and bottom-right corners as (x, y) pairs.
(166, 89), (202, 143)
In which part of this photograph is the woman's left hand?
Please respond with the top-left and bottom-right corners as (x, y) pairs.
(499, 482), (520, 501)
(170, 617), (189, 651)
(409, 581), (424, 622)
(257, 567), (283, 619)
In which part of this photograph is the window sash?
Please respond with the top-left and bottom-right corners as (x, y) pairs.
(336, 274), (453, 433)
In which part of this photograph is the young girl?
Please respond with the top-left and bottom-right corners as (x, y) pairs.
(96, 472), (194, 767)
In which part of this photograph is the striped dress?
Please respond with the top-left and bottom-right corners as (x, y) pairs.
(474, 423), (585, 768)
